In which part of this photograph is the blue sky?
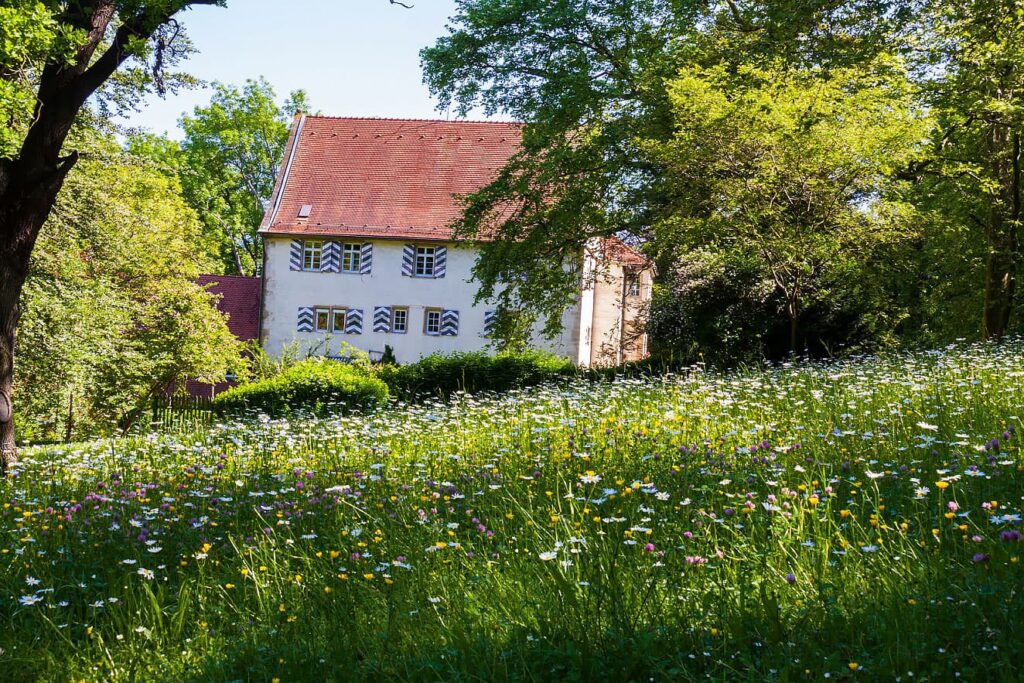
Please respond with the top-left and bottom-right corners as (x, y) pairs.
(124, 0), (474, 138)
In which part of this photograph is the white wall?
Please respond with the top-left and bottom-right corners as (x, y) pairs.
(261, 237), (584, 364)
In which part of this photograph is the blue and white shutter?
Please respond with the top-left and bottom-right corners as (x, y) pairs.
(290, 240), (303, 271)
(297, 307), (314, 332)
(483, 310), (497, 337)
(440, 309), (459, 336)
(401, 244), (415, 276)
(434, 246), (447, 278)
(345, 308), (364, 334)
(372, 306), (391, 332)
(360, 243), (373, 274)
(321, 240), (341, 273)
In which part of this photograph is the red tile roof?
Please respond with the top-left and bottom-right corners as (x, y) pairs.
(197, 274), (261, 342)
(602, 236), (652, 267)
(260, 116), (523, 241)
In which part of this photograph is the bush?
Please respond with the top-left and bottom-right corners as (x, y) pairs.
(380, 350), (575, 400)
(214, 358), (389, 417)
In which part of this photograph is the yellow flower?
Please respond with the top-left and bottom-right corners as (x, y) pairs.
(840, 509), (851, 518)
(363, 573), (374, 581)
(935, 481), (949, 490)
(848, 662), (859, 671)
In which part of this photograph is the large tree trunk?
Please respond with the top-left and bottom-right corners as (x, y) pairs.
(982, 125), (1021, 341)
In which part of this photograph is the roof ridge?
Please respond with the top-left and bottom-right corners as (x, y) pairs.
(301, 114), (522, 126)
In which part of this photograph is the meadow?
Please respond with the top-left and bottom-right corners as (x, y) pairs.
(2, 342), (1023, 681)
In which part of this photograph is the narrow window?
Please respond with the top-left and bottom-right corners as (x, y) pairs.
(331, 308), (348, 333)
(341, 243), (362, 273)
(627, 277), (641, 297)
(392, 307), (409, 334)
(415, 246), (436, 277)
(424, 308), (442, 335)
(315, 307), (331, 332)
(303, 240), (324, 271)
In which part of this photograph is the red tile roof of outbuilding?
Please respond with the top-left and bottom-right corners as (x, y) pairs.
(259, 116), (523, 241)
(197, 274), (261, 342)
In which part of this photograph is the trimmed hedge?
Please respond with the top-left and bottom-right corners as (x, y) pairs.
(379, 350), (575, 400)
(214, 359), (389, 417)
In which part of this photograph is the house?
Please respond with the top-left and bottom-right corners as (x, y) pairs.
(257, 115), (653, 366)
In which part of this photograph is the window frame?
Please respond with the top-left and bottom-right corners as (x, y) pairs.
(391, 307), (409, 334)
(331, 307), (349, 334)
(303, 239), (324, 272)
(415, 246), (436, 277)
(627, 277), (641, 298)
(341, 243), (362, 273)
(314, 307), (331, 332)
(423, 308), (442, 335)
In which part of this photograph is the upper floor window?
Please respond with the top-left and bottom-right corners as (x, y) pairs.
(627, 277), (641, 297)
(341, 243), (362, 273)
(303, 240), (324, 271)
(415, 246), (436, 277)
(424, 308), (442, 335)
(392, 307), (409, 334)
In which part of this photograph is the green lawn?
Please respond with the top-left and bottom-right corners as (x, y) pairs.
(3, 342), (1023, 681)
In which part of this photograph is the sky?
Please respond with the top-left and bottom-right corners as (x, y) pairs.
(123, 0), (474, 138)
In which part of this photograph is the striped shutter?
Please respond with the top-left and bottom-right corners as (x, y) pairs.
(360, 243), (373, 274)
(440, 309), (459, 336)
(345, 308), (364, 335)
(434, 246), (447, 278)
(290, 240), (303, 271)
(372, 306), (391, 332)
(321, 240), (341, 273)
(297, 307), (314, 332)
(483, 310), (497, 337)
(401, 244), (415, 276)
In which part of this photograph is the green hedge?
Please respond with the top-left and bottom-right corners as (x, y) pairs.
(214, 359), (389, 417)
(379, 350), (576, 400)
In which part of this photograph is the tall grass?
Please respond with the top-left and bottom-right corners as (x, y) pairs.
(2, 341), (1023, 680)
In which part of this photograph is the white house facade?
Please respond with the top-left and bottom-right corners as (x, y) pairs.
(257, 115), (652, 366)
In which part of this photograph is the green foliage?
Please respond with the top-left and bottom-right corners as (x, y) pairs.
(650, 57), (927, 353)
(177, 79), (308, 275)
(16, 126), (243, 443)
(214, 358), (389, 418)
(379, 350), (575, 400)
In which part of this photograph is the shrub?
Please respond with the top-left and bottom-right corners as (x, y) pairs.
(214, 358), (389, 417)
(380, 350), (575, 400)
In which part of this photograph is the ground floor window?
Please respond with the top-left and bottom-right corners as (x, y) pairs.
(392, 307), (408, 333)
(315, 307), (331, 332)
(331, 308), (348, 333)
(424, 308), (441, 335)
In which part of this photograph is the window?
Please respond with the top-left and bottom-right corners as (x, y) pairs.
(303, 240), (324, 271)
(627, 277), (641, 297)
(341, 243), (362, 273)
(415, 246), (436, 277)
(314, 307), (330, 332)
(331, 308), (348, 333)
(424, 308), (442, 335)
(392, 307), (409, 334)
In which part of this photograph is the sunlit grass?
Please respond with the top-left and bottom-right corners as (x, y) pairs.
(2, 341), (1023, 680)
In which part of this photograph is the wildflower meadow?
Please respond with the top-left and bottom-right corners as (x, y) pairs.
(3, 341), (1024, 681)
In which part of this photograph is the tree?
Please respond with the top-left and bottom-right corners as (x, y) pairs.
(18, 127), (241, 442)
(421, 0), (909, 342)
(0, 0), (226, 469)
(915, 0), (1024, 339)
(650, 59), (927, 352)
(176, 79), (310, 275)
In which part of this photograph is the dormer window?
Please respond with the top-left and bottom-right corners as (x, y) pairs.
(415, 246), (436, 277)
(302, 239), (323, 271)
